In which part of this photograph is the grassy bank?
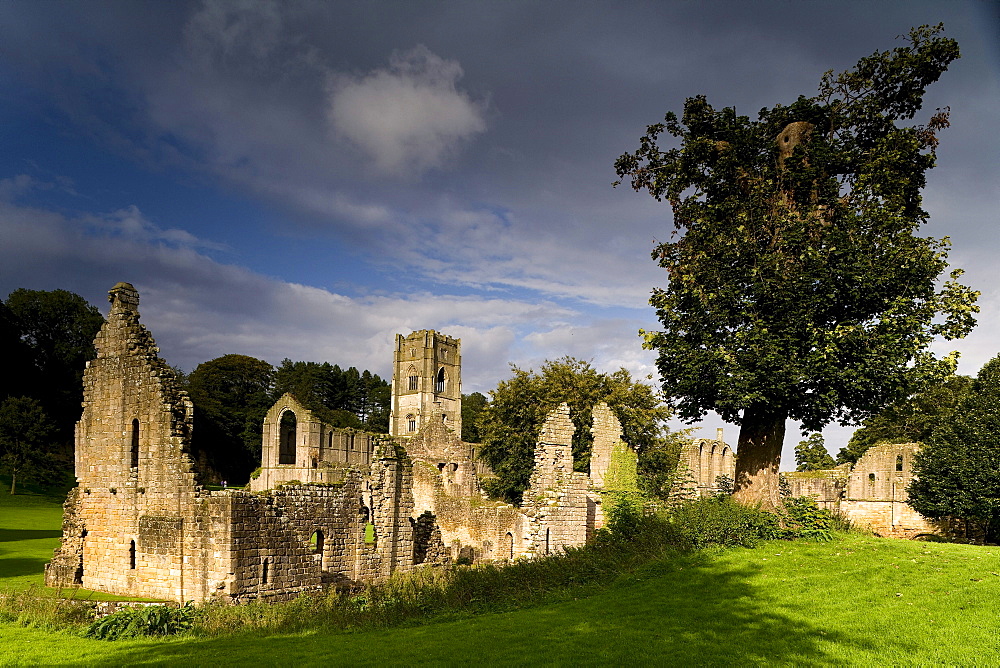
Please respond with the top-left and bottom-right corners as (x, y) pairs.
(0, 479), (151, 602)
(2, 533), (998, 665)
(3, 485), (998, 665)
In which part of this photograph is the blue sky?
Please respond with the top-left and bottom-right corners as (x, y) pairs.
(1, 0), (997, 467)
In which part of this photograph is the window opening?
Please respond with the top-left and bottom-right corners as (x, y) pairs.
(506, 532), (514, 559)
(130, 419), (139, 469)
(408, 375), (419, 391)
(310, 530), (324, 555)
(129, 540), (136, 569)
(896, 455), (904, 472)
(435, 367), (445, 393)
(278, 410), (297, 465)
(545, 528), (550, 555)
(412, 511), (436, 564)
(407, 414), (416, 433)
(868, 473), (876, 483)
(262, 558), (269, 585)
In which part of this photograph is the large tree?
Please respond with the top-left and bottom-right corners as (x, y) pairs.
(794, 433), (836, 471)
(186, 354), (276, 482)
(0, 396), (60, 494)
(908, 355), (1000, 541)
(837, 373), (972, 464)
(3, 289), (104, 443)
(477, 357), (672, 503)
(272, 359), (391, 432)
(614, 25), (978, 509)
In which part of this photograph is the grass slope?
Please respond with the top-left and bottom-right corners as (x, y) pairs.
(0, 482), (66, 592)
(0, 479), (149, 601)
(3, 533), (999, 666)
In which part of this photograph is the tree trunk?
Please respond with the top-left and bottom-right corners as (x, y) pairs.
(732, 407), (786, 511)
(9, 470), (15, 495)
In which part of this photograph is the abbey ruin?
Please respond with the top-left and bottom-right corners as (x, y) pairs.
(45, 283), (637, 603)
(43, 282), (953, 603)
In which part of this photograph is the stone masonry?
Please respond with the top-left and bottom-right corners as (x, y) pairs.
(785, 443), (957, 538)
(46, 284), (637, 602)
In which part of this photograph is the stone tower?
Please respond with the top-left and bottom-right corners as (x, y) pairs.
(390, 330), (461, 437)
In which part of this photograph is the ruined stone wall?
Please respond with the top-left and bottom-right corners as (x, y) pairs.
(676, 433), (735, 498)
(46, 283), (232, 602)
(783, 465), (850, 511)
(839, 443), (940, 538)
(252, 393), (376, 491)
(588, 403), (620, 489)
(523, 404), (589, 556)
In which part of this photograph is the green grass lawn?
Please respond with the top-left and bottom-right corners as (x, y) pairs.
(3, 486), (999, 665)
(0, 479), (153, 602)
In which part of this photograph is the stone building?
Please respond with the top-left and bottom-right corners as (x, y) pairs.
(46, 283), (634, 603)
(675, 429), (736, 497)
(784, 442), (954, 538)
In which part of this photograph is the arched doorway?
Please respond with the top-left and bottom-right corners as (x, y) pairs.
(279, 410), (297, 465)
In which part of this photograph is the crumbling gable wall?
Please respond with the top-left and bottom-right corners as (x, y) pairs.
(46, 283), (228, 602)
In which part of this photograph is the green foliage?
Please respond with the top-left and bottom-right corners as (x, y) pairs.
(795, 433), (836, 471)
(714, 474), (734, 497)
(460, 392), (488, 442)
(477, 358), (672, 503)
(186, 354), (275, 483)
(665, 497), (781, 548)
(908, 354), (1000, 540)
(0, 397), (60, 494)
(605, 443), (640, 492)
(838, 374), (972, 464)
(273, 359), (390, 432)
(2, 289), (104, 457)
(603, 492), (644, 538)
(782, 496), (834, 542)
(614, 25), (977, 503)
(4, 535), (998, 665)
(84, 603), (197, 640)
(637, 429), (690, 501)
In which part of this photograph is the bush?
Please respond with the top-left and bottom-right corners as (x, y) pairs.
(665, 497), (781, 549)
(604, 492), (644, 538)
(84, 603), (197, 640)
(781, 496), (833, 542)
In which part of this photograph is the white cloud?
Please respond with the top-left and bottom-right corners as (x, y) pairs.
(0, 194), (657, 394)
(326, 45), (488, 176)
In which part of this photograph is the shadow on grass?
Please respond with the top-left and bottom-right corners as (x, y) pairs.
(58, 550), (883, 667)
(0, 529), (63, 543)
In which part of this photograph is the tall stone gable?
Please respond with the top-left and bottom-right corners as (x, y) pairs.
(390, 330), (462, 437)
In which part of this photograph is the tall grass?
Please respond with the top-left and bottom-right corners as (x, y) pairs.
(197, 514), (687, 636)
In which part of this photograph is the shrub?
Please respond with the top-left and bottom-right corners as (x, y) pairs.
(782, 496), (833, 542)
(666, 497), (781, 548)
(604, 491), (644, 538)
(84, 603), (197, 641)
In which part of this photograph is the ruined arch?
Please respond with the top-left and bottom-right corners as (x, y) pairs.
(278, 410), (297, 465)
(435, 367), (446, 393)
